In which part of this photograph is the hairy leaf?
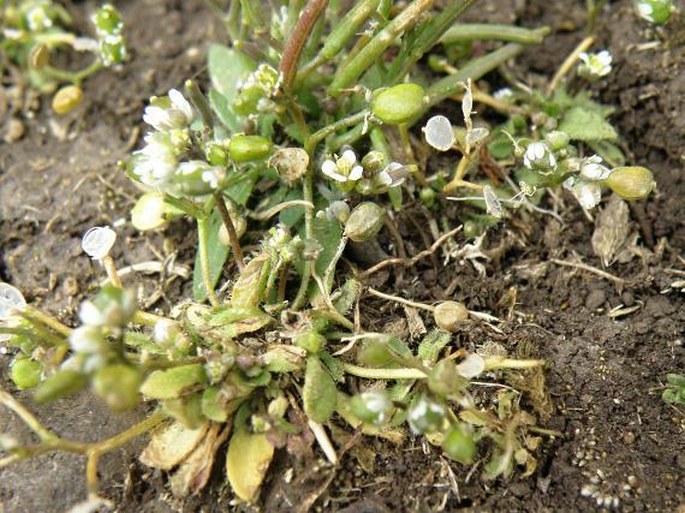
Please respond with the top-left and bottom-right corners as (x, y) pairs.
(140, 421), (209, 470)
(303, 356), (337, 423)
(226, 428), (274, 503)
(193, 210), (230, 302)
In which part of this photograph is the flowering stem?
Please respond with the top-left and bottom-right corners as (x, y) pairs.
(21, 306), (72, 336)
(546, 36), (594, 96)
(102, 255), (122, 288)
(329, 0), (436, 95)
(305, 110), (371, 154)
(197, 217), (220, 306)
(292, 173), (315, 310)
(279, 0), (330, 91)
(43, 59), (103, 86)
(213, 192), (245, 271)
(342, 363), (427, 380)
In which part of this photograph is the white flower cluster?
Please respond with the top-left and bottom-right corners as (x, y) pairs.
(523, 141), (557, 172)
(563, 155), (611, 209)
(320, 149), (406, 194)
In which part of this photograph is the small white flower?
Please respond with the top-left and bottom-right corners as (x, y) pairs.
(79, 300), (104, 326)
(320, 150), (363, 184)
(82, 226), (117, 260)
(69, 326), (106, 354)
(578, 51), (612, 79)
(580, 155), (611, 181)
(493, 87), (513, 100)
(423, 115), (455, 151)
(143, 89), (193, 132)
(524, 141), (557, 171)
(636, 2), (654, 21)
(132, 132), (178, 187)
(563, 176), (602, 209)
(26, 6), (53, 31)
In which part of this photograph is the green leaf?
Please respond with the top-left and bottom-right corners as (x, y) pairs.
(303, 356), (337, 423)
(225, 167), (258, 206)
(201, 387), (229, 422)
(417, 329), (452, 364)
(310, 215), (343, 292)
(209, 90), (241, 133)
(587, 140), (625, 168)
(231, 254), (269, 308)
(140, 364), (207, 400)
(208, 45), (255, 98)
(193, 210), (230, 302)
(557, 106), (617, 142)
(226, 427), (274, 503)
(332, 279), (361, 315)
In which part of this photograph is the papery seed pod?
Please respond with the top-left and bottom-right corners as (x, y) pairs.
(93, 364), (142, 411)
(423, 115), (455, 151)
(442, 424), (477, 464)
(344, 202), (385, 242)
(433, 301), (469, 332)
(52, 85), (83, 115)
(269, 147), (309, 186)
(371, 83), (426, 125)
(10, 358), (42, 390)
(29, 43), (49, 70)
(34, 370), (88, 403)
(294, 332), (325, 354)
(604, 166), (655, 200)
(229, 135), (272, 163)
(81, 226), (117, 260)
(0, 283), (27, 319)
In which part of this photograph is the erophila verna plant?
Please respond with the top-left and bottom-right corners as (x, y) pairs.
(1, 0), (656, 509)
(0, 1), (126, 113)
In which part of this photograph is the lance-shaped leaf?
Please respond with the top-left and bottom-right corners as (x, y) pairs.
(140, 421), (209, 470)
(302, 356), (337, 423)
(417, 329), (452, 365)
(226, 428), (274, 503)
(231, 253), (269, 308)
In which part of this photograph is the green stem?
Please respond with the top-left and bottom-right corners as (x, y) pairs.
(184, 79), (214, 128)
(292, 173), (315, 310)
(43, 59), (102, 85)
(22, 306), (71, 336)
(389, 0), (477, 81)
(425, 43), (524, 109)
(197, 217), (220, 306)
(328, 0), (436, 95)
(305, 109), (371, 154)
(440, 24), (550, 45)
(163, 194), (204, 219)
(342, 363), (426, 380)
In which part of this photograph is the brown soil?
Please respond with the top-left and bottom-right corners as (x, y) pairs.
(1, 1), (683, 512)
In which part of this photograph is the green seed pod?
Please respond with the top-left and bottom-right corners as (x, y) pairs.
(407, 395), (446, 434)
(34, 370), (88, 403)
(344, 202), (385, 242)
(419, 187), (436, 208)
(294, 331), (325, 354)
(131, 192), (169, 231)
(433, 301), (469, 332)
(428, 360), (468, 397)
(93, 364), (142, 411)
(93, 4), (123, 33)
(233, 85), (263, 117)
(604, 166), (654, 201)
(52, 85), (83, 115)
(10, 358), (42, 390)
(229, 135), (273, 163)
(29, 44), (49, 70)
(442, 424), (476, 464)
(371, 83), (426, 125)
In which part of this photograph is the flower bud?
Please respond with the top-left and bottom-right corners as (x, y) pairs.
(442, 424), (476, 464)
(131, 192), (170, 231)
(419, 187), (436, 208)
(52, 85), (83, 115)
(407, 395), (446, 434)
(11, 358), (42, 390)
(433, 301), (469, 332)
(229, 135), (272, 163)
(29, 44), (49, 70)
(350, 390), (394, 425)
(294, 331), (325, 354)
(634, 0), (672, 24)
(604, 166), (654, 201)
(34, 370), (88, 403)
(428, 360), (468, 397)
(371, 83), (426, 125)
(93, 364), (142, 411)
(344, 202), (385, 242)
(361, 151), (387, 173)
(544, 130), (570, 151)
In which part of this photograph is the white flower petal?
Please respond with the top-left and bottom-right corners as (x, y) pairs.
(168, 89), (193, 121)
(349, 165), (363, 181)
(341, 149), (357, 167)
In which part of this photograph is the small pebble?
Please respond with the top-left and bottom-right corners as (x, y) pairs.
(621, 291), (635, 307)
(585, 289), (606, 310)
(4, 118), (25, 142)
(623, 431), (636, 445)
